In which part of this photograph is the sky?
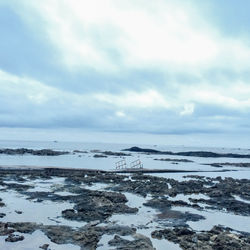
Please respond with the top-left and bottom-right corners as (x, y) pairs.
(0, 0), (250, 146)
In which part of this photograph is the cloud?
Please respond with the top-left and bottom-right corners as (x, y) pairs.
(95, 89), (170, 109)
(12, 0), (250, 76)
(0, 67), (249, 134)
(1, 0), (250, 137)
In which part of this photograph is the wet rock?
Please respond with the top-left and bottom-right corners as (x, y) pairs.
(0, 148), (69, 156)
(108, 235), (131, 246)
(123, 146), (250, 158)
(209, 162), (250, 168)
(123, 147), (160, 154)
(2, 182), (31, 192)
(154, 158), (193, 162)
(105, 225), (136, 236)
(157, 210), (205, 227)
(0, 213), (6, 218)
(108, 234), (155, 250)
(93, 154), (107, 158)
(39, 244), (50, 250)
(152, 225), (250, 250)
(190, 197), (250, 216)
(0, 221), (137, 249)
(1, 168), (250, 217)
(5, 234), (24, 242)
(15, 210), (23, 214)
(85, 220), (100, 227)
(143, 197), (172, 209)
(41, 225), (104, 249)
(59, 189), (138, 222)
(101, 151), (131, 157)
(0, 223), (15, 236)
(73, 150), (88, 154)
(7, 222), (38, 234)
(62, 192), (138, 222)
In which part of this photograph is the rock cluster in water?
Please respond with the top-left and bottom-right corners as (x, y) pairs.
(123, 146), (250, 158)
(0, 168), (249, 249)
(0, 148), (69, 156)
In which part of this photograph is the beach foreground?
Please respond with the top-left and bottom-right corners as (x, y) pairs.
(0, 166), (249, 249)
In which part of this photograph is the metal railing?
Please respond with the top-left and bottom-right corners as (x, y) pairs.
(115, 159), (143, 169)
(115, 159), (127, 169)
(130, 159), (143, 169)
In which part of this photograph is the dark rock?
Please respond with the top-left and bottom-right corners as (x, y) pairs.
(0, 148), (69, 156)
(208, 162), (250, 168)
(123, 147), (160, 153)
(152, 225), (250, 250)
(108, 234), (155, 250)
(154, 158), (193, 163)
(101, 151), (131, 156)
(60, 190), (138, 222)
(15, 210), (23, 214)
(143, 197), (172, 209)
(73, 150), (88, 153)
(93, 154), (107, 158)
(39, 244), (49, 250)
(123, 146), (250, 158)
(5, 234), (24, 242)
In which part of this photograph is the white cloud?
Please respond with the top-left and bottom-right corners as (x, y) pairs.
(16, 0), (250, 74)
(115, 111), (126, 118)
(180, 82), (250, 111)
(180, 103), (195, 116)
(0, 70), (93, 111)
(2, 0), (250, 135)
(95, 89), (170, 109)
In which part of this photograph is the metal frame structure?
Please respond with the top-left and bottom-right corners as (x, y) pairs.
(115, 159), (143, 169)
(115, 159), (127, 169)
(130, 159), (143, 169)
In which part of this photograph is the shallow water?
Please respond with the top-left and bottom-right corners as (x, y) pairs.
(175, 206), (250, 232)
(1, 140), (250, 174)
(0, 180), (86, 228)
(0, 230), (80, 250)
(0, 140), (250, 249)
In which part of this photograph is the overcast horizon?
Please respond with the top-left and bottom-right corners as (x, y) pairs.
(1, 1), (250, 147)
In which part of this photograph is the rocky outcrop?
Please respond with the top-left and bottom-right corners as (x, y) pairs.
(152, 225), (250, 250)
(123, 147), (250, 158)
(0, 148), (69, 156)
(154, 158), (193, 162)
(108, 234), (155, 250)
(0, 222), (137, 249)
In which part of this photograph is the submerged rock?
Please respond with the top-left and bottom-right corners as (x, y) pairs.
(0, 148), (69, 156)
(5, 234), (24, 242)
(108, 234), (155, 250)
(39, 244), (50, 250)
(123, 146), (250, 158)
(152, 225), (250, 250)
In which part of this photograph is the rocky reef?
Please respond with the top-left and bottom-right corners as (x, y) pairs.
(0, 148), (69, 156)
(123, 146), (250, 158)
(0, 167), (249, 249)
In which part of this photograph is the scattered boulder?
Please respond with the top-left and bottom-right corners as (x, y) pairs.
(5, 234), (24, 242)
(39, 244), (49, 250)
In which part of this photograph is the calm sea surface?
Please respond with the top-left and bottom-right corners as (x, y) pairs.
(0, 140), (249, 180)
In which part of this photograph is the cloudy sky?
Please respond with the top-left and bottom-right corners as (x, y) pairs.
(0, 0), (250, 145)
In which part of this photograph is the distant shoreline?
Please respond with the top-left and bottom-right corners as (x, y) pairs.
(0, 165), (236, 174)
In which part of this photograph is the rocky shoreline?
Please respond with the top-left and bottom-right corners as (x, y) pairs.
(0, 167), (249, 249)
(0, 148), (69, 156)
(123, 146), (250, 158)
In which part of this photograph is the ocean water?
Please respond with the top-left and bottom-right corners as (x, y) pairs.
(0, 140), (249, 178)
(0, 140), (249, 249)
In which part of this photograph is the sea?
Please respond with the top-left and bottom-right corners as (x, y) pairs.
(0, 139), (249, 180)
(0, 140), (249, 249)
